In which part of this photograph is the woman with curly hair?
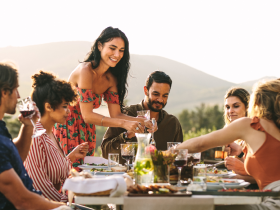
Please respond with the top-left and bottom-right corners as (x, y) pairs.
(24, 71), (89, 202)
(53, 27), (156, 168)
(177, 79), (280, 210)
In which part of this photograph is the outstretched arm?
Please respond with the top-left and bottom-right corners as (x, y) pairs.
(176, 118), (251, 153)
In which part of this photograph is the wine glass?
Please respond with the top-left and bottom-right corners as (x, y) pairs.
(189, 152), (201, 165)
(17, 97), (46, 138)
(173, 149), (188, 187)
(167, 142), (181, 150)
(136, 110), (150, 120)
(126, 142), (138, 167)
(121, 143), (135, 171)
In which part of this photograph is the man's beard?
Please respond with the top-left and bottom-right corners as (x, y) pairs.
(147, 98), (166, 112)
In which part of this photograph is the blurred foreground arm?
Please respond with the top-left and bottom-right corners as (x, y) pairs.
(0, 168), (64, 210)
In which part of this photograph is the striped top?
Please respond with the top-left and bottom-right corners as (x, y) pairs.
(24, 121), (71, 202)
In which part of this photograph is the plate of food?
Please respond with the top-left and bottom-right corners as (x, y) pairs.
(91, 166), (127, 175)
(207, 168), (229, 177)
(192, 189), (280, 196)
(79, 163), (108, 169)
(95, 171), (126, 175)
(127, 184), (192, 196)
(207, 177), (244, 185)
(207, 181), (250, 190)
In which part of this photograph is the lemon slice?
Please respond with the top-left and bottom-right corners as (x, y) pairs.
(159, 188), (169, 194)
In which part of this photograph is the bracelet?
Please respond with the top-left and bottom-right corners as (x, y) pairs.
(238, 151), (244, 158)
(101, 116), (105, 126)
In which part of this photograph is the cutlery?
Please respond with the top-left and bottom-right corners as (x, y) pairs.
(150, 118), (156, 146)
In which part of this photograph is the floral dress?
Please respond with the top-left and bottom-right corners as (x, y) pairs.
(53, 87), (119, 170)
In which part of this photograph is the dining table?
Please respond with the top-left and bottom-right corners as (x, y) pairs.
(73, 194), (263, 210)
(73, 157), (267, 210)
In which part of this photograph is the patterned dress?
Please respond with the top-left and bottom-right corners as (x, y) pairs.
(53, 87), (119, 169)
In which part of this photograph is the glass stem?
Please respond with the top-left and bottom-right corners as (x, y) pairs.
(178, 167), (182, 186)
(127, 160), (130, 171)
(29, 119), (37, 133)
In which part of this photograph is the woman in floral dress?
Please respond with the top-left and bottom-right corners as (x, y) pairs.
(54, 27), (157, 169)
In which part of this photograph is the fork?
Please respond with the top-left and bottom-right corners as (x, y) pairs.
(219, 182), (227, 190)
(150, 118), (156, 146)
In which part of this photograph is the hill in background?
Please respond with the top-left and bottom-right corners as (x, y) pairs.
(0, 41), (275, 115)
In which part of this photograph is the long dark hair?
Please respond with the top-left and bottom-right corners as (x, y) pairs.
(84, 27), (130, 111)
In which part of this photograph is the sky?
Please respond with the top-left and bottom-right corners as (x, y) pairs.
(1, 0), (280, 84)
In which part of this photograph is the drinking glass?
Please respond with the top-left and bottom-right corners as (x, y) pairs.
(17, 97), (45, 138)
(108, 153), (119, 170)
(173, 149), (188, 187)
(167, 142), (181, 150)
(137, 110), (150, 133)
(193, 165), (207, 191)
(121, 144), (135, 171)
(126, 142), (138, 166)
(136, 110), (150, 120)
(188, 152), (201, 165)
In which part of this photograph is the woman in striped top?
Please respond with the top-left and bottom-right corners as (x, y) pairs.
(24, 71), (89, 202)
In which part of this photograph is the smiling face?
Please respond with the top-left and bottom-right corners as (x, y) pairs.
(48, 99), (70, 124)
(225, 96), (247, 123)
(98, 37), (125, 68)
(145, 82), (170, 112)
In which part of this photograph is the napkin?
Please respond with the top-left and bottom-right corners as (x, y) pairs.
(84, 156), (108, 164)
(62, 174), (129, 198)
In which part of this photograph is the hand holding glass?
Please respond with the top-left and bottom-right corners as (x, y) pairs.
(17, 97), (45, 138)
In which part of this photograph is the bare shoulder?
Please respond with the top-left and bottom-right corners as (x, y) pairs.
(69, 62), (94, 89)
(225, 117), (253, 134)
(232, 117), (252, 125)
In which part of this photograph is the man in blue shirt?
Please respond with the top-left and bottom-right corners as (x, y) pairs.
(0, 61), (65, 210)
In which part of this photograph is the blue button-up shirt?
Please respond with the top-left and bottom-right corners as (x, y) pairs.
(0, 120), (41, 210)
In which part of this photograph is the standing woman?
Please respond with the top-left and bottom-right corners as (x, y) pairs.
(54, 27), (155, 168)
(24, 71), (89, 202)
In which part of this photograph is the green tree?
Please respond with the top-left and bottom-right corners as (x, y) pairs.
(3, 116), (21, 138)
(178, 103), (224, 134)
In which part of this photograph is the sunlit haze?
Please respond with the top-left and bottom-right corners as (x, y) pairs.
(1, 0), (280, 83)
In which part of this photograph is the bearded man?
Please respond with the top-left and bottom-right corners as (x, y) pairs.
(101, 71), (183, 164)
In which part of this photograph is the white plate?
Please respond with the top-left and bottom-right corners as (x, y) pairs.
(207, 181), (250, 190)
(94, 171), (125, 175)
(206, 173), (230, 177)
(148, 183), (171, 186)
(207, 179), (245, 186)
(78, 165), (108, 170)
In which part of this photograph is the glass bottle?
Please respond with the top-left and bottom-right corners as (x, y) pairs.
(134, 133), (154, 185)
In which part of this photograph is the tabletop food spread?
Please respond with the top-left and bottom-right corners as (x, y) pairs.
(61, 155), (279, 210)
